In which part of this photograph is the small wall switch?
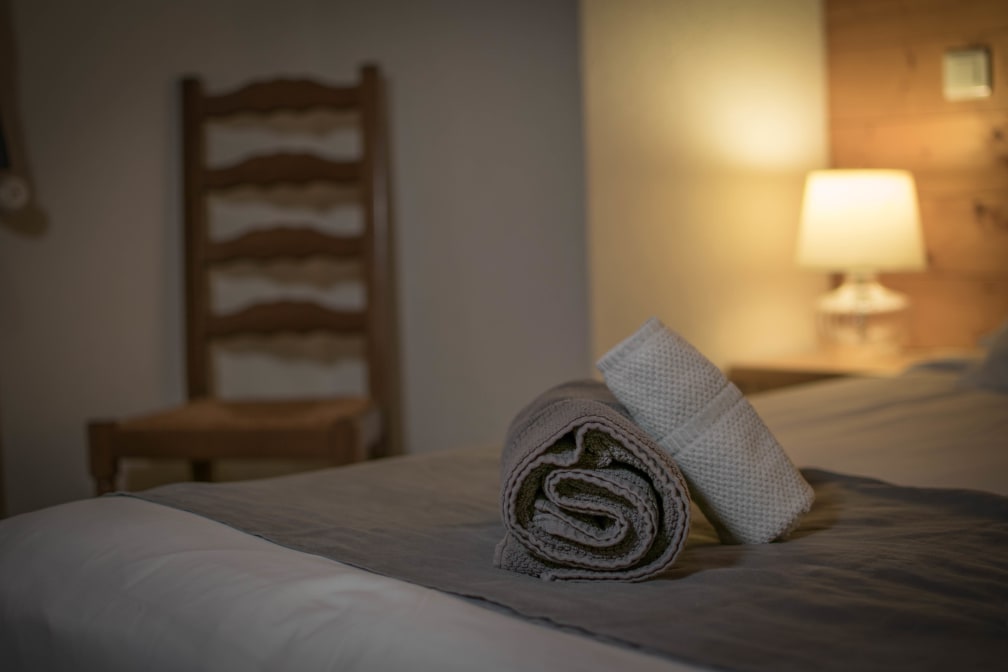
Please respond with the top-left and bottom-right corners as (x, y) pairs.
(943, 47), (992, 101)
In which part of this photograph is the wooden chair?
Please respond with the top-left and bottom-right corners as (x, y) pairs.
(89, 64), (400, 495)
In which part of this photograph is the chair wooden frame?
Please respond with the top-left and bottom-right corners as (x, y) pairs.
(89, 64), (400, 495)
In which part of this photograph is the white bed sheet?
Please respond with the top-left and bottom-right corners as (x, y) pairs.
(1, 368), (1005, 672)
(0, 496), (696, 672)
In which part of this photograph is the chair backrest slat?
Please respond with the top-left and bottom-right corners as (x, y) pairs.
(202, 154), (360, 190)
(202, 79), (361, 117)
(206, 302), (367, 338)
(204, 228), (364, 263)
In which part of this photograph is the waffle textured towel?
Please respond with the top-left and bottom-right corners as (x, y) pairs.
(494, 380), (691, 581)
(597, 318), (814, 544)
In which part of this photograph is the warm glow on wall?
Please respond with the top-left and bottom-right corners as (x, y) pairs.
(707, 78), (820, 170)
(582, 0), (828, 366)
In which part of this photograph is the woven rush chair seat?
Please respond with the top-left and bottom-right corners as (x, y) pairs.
(113, 398), (380, 461)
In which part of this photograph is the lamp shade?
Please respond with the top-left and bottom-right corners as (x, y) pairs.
(796, 170), (926, 272)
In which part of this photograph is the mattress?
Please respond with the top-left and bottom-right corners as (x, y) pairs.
(1, 366), (1006, 672)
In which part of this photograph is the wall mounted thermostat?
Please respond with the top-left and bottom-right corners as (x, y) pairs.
(943, 47), (992, 101)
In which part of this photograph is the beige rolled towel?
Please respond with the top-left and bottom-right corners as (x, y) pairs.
(495, 380), (691, 581)
(596, 317), (814, 544)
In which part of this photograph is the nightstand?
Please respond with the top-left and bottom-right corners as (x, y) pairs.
(726, 349), (975, 395)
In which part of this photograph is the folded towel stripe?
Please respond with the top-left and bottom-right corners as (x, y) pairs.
(658, 381), (742, 456)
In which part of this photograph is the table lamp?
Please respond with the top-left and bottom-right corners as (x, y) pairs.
(796, 169), (926, 354)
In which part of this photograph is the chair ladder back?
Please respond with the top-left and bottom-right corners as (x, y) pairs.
(179, 65), (400, 455)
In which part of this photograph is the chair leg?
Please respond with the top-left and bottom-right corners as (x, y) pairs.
(191, 459), (212, 482)
(88, 421), (118, 496)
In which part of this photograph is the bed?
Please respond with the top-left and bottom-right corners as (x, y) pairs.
(1, 336), (1006, 671)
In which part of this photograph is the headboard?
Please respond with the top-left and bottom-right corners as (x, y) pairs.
(825, 0), (1008, 348)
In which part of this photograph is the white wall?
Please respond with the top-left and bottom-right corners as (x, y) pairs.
(581, 0), (828, 364)
(0, 0), (590, 514)
(1, 0), (832, 516)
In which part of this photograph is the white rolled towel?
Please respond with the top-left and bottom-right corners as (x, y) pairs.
(596, 317), (814, 544)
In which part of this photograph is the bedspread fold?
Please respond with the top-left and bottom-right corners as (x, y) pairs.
(494, 380), (691, 581)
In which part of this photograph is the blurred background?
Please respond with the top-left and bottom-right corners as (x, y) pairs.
(1, 0), (832, 514)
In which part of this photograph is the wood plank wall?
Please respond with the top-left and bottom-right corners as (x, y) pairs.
(826, 0), (1008, 347)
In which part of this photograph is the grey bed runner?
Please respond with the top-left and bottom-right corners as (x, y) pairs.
(128, 448), (1008, 672)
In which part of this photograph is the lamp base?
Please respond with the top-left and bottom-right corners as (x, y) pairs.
(814, 271), (911, 356)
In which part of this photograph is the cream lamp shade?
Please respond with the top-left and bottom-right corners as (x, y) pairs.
(796, 169), (925, 272)
(795, 169), (927, 353)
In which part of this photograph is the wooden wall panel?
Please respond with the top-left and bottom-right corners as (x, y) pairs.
(916, 188), (1008, 274)
(827, 0), (1008, 50)
(829, 30), (1008, 119)
(826, 0), (1008, 348)
(831, 112), (1008, 178)
(882, 275), (1008, 346)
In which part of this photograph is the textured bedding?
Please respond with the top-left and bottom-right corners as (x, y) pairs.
(3, 368), (1007, 672)
(130, 444), (1008, 672)
(752, 368), (1008, 496)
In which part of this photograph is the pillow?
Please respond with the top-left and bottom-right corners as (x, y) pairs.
(962, 319), (1008, 393)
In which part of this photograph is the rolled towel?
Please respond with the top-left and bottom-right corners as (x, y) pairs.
(494, 380), (691, 581)
(596, 318), (814, 544)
